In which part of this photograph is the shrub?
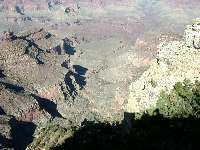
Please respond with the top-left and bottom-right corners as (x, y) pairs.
(156, 79), (200, 118)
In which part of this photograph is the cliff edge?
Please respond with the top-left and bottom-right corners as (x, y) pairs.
(127, 18), (200, 113)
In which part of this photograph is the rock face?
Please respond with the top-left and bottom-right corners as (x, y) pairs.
(0, 29), (66, 97)
(0, 84), (48, 123)
(126, 19), (200, 113)
(0, 29), (85, 149)
(0, 27), (143, 149)
(184, 18), (200, 48)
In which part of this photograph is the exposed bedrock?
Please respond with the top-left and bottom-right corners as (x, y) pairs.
(126, 18), (200, 113)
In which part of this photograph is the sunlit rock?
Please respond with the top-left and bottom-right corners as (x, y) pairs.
(127, 19), (200, 113)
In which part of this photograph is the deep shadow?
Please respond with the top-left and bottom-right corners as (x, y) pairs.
(15, 5), (24, 15)
(0, 70), (6, 78)
(64, 71), (78, 99)
(48, 1), (62, 9)
(22, 38), (45, 64)
(61, 60), (70, 69)
(73, 65), (88, 76)
(31, 94), (63, 118)
(10, 117), (36, 150)
(63, 38), (76, 55)
(0, 134), (12, 149)
(63, 69), (87, 100)
(74, 73), (87, 89)
(0, 106), (6, 115)
(54, 110), (200, 150)
(53, 45), (62, 55)
(22, 16), (32, 22)
(0, 81), (24, 93)
(45, 32), (52, 39)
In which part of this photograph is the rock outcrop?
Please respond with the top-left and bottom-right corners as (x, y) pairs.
(184, 18), (200, 48)
(0, 28), (90, 149)
(126, 18), (200, 113)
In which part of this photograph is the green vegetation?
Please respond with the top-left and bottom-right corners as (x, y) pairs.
(28, 123), (74, 150)
(156, 79), (200, 118)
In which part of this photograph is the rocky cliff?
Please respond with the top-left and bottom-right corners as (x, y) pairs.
(127, 18), (200, 113)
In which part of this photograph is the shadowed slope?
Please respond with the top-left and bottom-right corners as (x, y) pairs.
(54, 112), (200, 150)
